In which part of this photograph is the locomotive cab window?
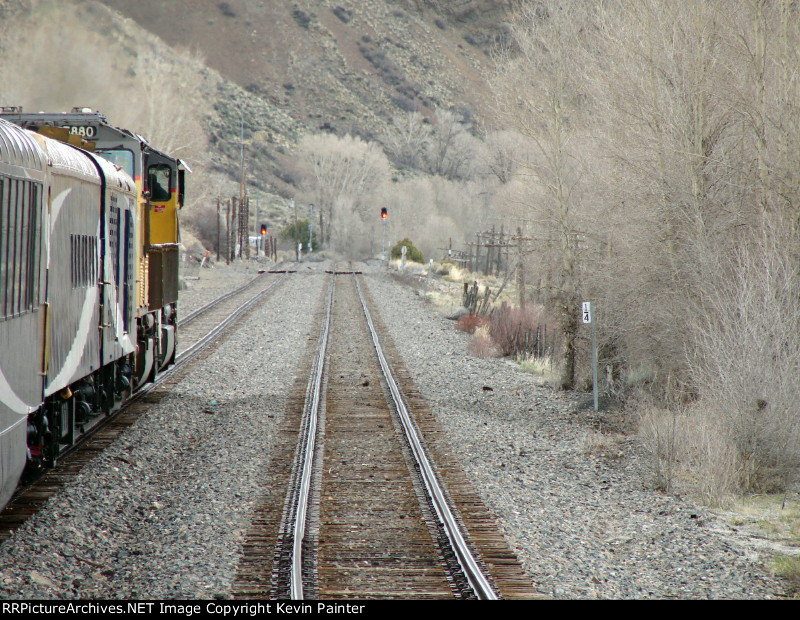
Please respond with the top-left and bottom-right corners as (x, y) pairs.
(147, 164), (172, 202)
(97, 148), (134, 178)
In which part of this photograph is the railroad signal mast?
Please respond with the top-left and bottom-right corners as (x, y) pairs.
(380, 207), (388, 260)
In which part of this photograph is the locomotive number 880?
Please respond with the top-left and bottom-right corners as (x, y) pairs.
(0, 108), (188, 509)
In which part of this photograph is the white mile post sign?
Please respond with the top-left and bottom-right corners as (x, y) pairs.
(582, 301), (598, 411)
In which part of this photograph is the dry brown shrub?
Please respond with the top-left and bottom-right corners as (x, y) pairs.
(455, 313), (486, 335)
(488, 302), (552, 357)
(467, 326), (499, 358)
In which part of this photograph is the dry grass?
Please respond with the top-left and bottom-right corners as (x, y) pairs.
(516, 354), (554, 375)
(773, 555), (800, 597)
(515, 354), (558, 388)
(635, 403), (741, 503)
(467, 325), (500, 358)
(438, 262), (477, 284)
(577, 428), (623, 455)
(722, 494), (800, 597)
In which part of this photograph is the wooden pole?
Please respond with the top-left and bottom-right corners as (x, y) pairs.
(225, 198), (231, 265)
(517, 227), (525, 308)
(231, 196), (238, 262)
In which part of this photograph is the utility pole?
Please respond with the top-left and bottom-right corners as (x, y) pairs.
(241, 194), (250, 259)
(293, 199), (298, 260)
(253, 198), (259, 253)
(239, 108), (245, 201)
(308, 204), (314, 253)
(238, 107), (248, 259)
(225, 198), (231, 265)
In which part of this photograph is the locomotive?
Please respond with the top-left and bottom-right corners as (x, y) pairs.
(0, 108), (187, 508)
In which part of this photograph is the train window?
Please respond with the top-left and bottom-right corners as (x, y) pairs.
(92, 236), (97, 283)
(147, 164), (171, 202)
(0, 178), (6, 317)
(0, 177), (41, 319)
(97, 149), (134, 177)
(70, 234), (98, 289)
(7, 180), (18, 315)
(8, 180), (20, 317)
(71, 236), (76, 288)
(29, 184), (41, 307)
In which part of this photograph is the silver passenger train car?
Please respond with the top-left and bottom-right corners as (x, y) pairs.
(0, 118), (137, 507)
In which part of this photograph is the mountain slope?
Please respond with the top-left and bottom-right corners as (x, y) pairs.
(97, 0), (510, 138)
(0, 0), (514, 235)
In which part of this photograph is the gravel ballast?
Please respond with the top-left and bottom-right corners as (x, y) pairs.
(362, 264), (784, 599)
(0, 259), (787, 599)
(0, 261), (326, 599)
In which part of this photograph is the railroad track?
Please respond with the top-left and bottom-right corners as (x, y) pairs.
(178, 268), (294, 329)
(234, 268), (538, 599)
(0, 269), (292, 541)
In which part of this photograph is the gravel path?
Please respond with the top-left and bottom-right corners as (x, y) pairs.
(0, 259), (787, 599)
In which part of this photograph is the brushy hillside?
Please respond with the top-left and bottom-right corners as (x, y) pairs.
(0, 0), (513, 235)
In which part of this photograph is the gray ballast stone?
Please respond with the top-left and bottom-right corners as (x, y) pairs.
(0, 259), (784, 599)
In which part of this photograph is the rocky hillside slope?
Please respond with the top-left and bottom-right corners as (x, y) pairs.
(96, 0), (513, 193)
(1, 0), (515, 228)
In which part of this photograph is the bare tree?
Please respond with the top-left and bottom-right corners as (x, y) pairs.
(585, 0), (738, 397)
(297, 133), (390, 251)
(373, 174), (487, 259)
(477, 130), (530, 185)
(425, 108), (477, 180)
(581, 0), (800, 496)
(381, 111), (430, 171)
(494, 0), (595, 389)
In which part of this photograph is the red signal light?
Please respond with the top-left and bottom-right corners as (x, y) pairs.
(260, 224), (267, 236)
(380, 207), (387, 219)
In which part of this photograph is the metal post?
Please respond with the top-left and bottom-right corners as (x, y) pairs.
(582, 301), (598, 411)
(382, 217), (386, 260)
(254, 199), (260, 256)
(253, 198), (258, 238)
(293, 199), (298, 261)
(308, 204), (314, 253)
(592, 312), (598, 411)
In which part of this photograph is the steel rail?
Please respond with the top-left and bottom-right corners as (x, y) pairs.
(137, 272), (289, 395)
(178, 274), (264, 327)
(2, 272), (291, 528)
(179, 268), (294, 327)
(289, 273), (335, 600)
(353, 275), (499, 600)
